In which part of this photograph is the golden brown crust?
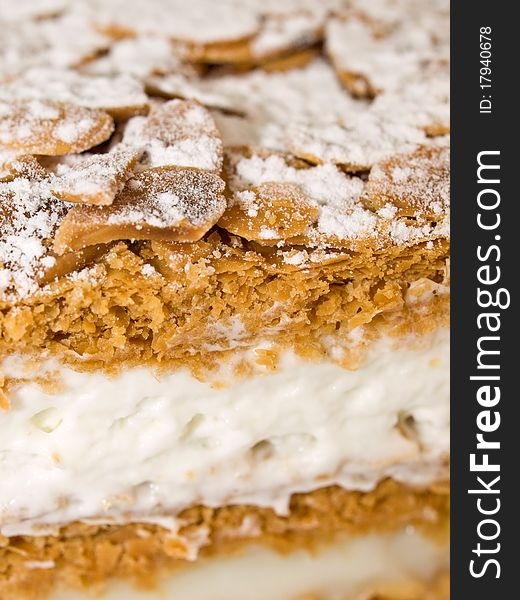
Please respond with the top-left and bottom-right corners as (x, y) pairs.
(0, 100), (115, 156)
(0, 1), (449, 303)
(0, 479), (449, 600)
(52, 168), (227, 254)
(0, 231), (449, 377)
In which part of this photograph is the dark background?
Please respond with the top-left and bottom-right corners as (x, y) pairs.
(451, 1), (516, 597)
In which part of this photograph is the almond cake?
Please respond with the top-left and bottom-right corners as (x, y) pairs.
(0, 1), (450, 599)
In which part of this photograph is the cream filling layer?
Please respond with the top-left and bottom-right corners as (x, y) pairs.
(0, 328), (449, 537)
(48, 529), (448, 600)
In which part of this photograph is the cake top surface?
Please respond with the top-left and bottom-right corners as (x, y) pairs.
(0, 0), (450, 300)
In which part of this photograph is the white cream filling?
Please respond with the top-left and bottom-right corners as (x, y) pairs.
(0, 328), (449, 537)
(48, 529), (448, 600)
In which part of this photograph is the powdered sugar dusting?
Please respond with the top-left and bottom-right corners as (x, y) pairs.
(228, 150), (448, 247)
(0, 179), (66, 297)
(231, 153), (374, 241)
(79, 0), (340, 48)
(0, 13), (110, 79)
(326, 0), (449, 97)
(161, 58), (446, 170)
(124, 100), (223, 172)
(50, 146), (142, 205)
(84, 36), (186, 79)
(366, 143), (450, 218)
(0, 68), (148, 116)
(0, 99), (114, 156)
(0, 0), (66, 23)
(106, 190), (185, 228)
(114, 169), (226, 229)
(0, 0), (449, 298)
(51, 168), (227, 255)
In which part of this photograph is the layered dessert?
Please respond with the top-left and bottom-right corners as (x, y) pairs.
(0, 1), (450, 599)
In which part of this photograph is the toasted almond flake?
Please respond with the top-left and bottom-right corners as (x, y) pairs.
(0, 99), (114, 156)
(219, 182), (319, 241)
(38, 244), (112, 285)
(326, 10), (448, 99)
(89, 0), (261, 45)
(123, 99), (223, 172)
(53, 167), (226, 254)
(0, 154), (48, 183)
(0, 0), (450, 299)
(0, 68), (149, 120)
(364, 144), (450, 220)
(50, 146), (142, 205)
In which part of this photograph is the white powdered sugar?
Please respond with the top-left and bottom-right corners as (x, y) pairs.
(251, 10), (323, 57)
(79, 0), (340, 47)
(123, 100), (223, 172)
(84, 0), (261, 44)
(84, 36), (185, 79)
(231, 150), (449, 245)
(0, 179), (65, 297)
(0, 0), (450, 298)
(326, 5), (449, 96)
(201, 60), (367, 151)
(0, 0), (66, 22)
(49, 146), (141, 204)
(0, 13), (110, 79)
(107, 191), (185, 228)
(96, 168), (226, 230)
(0, 68), (148, 115)
(157, 58), (446, 170)
(232, 154), (374, 241)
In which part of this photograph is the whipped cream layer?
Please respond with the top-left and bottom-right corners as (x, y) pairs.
(49, 529), (448, 600)
(0, 329), (449, 536)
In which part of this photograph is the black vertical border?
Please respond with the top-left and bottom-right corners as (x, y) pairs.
(451, 1), (516, 598)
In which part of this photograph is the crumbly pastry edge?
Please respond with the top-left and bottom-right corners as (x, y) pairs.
(0, 479), (449, 600)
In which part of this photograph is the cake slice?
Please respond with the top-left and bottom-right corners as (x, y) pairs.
(0, 1), (449, 599)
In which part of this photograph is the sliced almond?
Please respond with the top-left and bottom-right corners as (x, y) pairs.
(123, 99), (223, 173)
(181, 36), (254, 64)
(50, 146), (142, 205)
(0, 154), (48, 182)
(219, 182), (318, 241)
(222, 150), (375, 247)
(53, 167), (226, 254)
(326, 13), (448, 99)
(178, 9), (324, 67)
(1, 68), (149, 121)
(92, 1), (260, 49)
(38, 244), (112, 285)
(260, 47), (320, 73)
(363, 144), (449, 220)
(0, 99), (114, 156)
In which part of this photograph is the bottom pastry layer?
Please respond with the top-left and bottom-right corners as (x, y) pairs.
(0, 481), (449, 600)
(5, 530), (449, 600)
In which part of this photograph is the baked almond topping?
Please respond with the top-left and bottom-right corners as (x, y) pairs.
(363, 144), (450, 220)
(49, 146), (142, 205)
(0, 0), (449, 301)
(52, 167), (227, 254)
(123, 99), (223, 172)
(0, 68), (150, 120)
(219, 181), (319, 241)
(88, 0), (335, 57)
(0, 99), (114, 156)
(0, 154), (48, 183)
(326, 7), (449, 99)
